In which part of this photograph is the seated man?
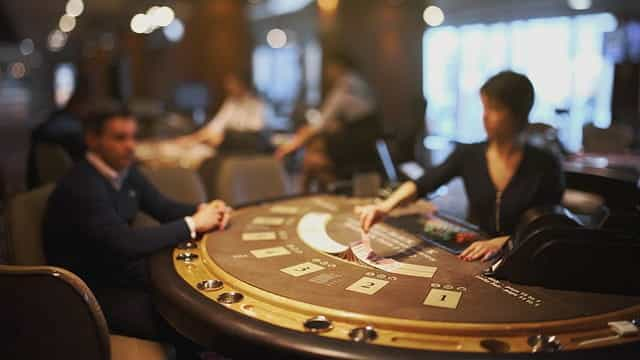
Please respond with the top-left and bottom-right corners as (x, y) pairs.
(43, 104), (231, 359)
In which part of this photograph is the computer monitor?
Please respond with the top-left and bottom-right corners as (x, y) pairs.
(375, 139), (425, 184)
(375, 139), (398, 184)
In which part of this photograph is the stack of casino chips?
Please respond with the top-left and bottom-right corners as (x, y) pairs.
(424, 220), (478, 244)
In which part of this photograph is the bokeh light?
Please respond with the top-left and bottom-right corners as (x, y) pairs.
(59, 14), (77, 32)
(423, 6), (444, 27)
(48, 29), (68, 52)
(567, 0), (592, 10)
(155, 6), (175, 27)
(65, 0), (84, 17)
(318, 0), (339, 12)
(131, 13), (151, 34)
(163, 18), (185, 42)
(9, 62), (27, 79)
(19, 39), (34, 56)
(267, 28), (287, 49)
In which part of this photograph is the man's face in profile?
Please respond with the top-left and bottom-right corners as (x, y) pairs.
(88, 116), (138, 171)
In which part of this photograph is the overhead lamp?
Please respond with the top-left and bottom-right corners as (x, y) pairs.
(267, 28), (287, 49)
(65, 0), (84, 17)
(423, 6), (444, 27)
(59, 14), (76, 32)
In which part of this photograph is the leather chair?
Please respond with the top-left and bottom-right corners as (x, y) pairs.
(134, 166), (207, 228)
(4, 186), (171, 359)
(34, 143), (73, 186)
(213, 155), (289, 207)
(5, 184), (55, 265)
(521, 123), (609, 227)
(140, 166), (207, 204)
(0, 265), (168, 360)
(583, 123), (634, 153)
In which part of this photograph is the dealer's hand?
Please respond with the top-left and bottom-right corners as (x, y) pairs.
(274, 142), (297, 160)
(458, 236), (509, 262)
(355, 204), (390, 233)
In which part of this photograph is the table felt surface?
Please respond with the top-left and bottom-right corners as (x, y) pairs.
(204, 195), (640, 323)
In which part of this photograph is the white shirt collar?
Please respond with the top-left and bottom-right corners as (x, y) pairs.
(86, 152), (129, 190)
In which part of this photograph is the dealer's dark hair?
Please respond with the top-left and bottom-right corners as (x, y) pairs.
(83, 100), (132, 135)
(480, 71), (534, 132)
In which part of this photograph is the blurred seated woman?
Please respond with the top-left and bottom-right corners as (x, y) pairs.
(356, 71), (565, 262)
(274, 55), (380, 191)
(178, 73), (271, 153)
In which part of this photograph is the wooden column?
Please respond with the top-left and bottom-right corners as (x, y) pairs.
(321, 0), (426, 160)
(124, 0), (252, 114)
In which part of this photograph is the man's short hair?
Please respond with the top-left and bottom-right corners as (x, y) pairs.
(83, 101), (132, 135)
(480, 71), (535, 132)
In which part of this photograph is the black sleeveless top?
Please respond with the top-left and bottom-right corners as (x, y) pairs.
(415, 142), (565, 236)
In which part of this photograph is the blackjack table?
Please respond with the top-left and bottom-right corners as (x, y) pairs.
(149, 195), (640, 359)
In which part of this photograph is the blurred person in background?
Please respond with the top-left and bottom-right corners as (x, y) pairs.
(27, 78), (89, 189)
(275, 54), (380, 191)
(177, 73), (272, 153)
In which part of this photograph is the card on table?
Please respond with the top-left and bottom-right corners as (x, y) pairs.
(423, 289), (462, 309)
(250, 246), (291, 258)
(242, 232), (278, 241)
(346, 277), (389, 295)
(280, 262), (325, 277)
(252, 217), (286, 226)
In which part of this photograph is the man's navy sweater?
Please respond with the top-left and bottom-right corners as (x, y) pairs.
(43, 159), (197, 290)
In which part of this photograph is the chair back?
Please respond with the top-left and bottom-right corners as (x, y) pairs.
(215, 155), (288, 207)
(140, 166), (207, 204)
(6, 184), (55, 265)
(35, 143), (73, 186)
(0, 265), (111, 360)
(583, 123), (634, 153)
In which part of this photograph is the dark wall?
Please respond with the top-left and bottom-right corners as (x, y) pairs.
(0, 4), (17, 42)
(125, 0), (252, 114)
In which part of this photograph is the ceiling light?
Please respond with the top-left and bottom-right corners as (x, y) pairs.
(155, 6), (175, 27)
(48, 30), (67, 52)
(163, 18), (185, 42)
(130, 13), (151, 34)
(19, 39), (34, 56)
(65, 0), (84, 17)
(567, 0), (592, 11)
(59, 14), (76, 32)
(267, 28), (287, 49)
(423, 6), (444, 27)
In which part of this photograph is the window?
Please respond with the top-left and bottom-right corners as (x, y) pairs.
(253, 44), (302, 129)
(423, 13), (617, 152)
(54, 63), (76, 108)
(253, 39), (322, 129)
